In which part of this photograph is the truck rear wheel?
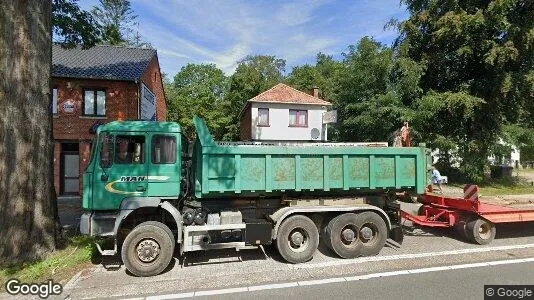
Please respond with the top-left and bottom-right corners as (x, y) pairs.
(466, 218), (496, 245)
(121, 221), (175, 277)
(324, 213), (363, 258)
(276, 215), (319, 264)
(354, 211), (387, 256)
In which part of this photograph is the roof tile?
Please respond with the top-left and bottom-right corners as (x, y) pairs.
(249, 83), (331, 106)
(52, 44), (156, 81)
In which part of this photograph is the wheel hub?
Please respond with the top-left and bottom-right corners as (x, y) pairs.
(479, 223), (491, 240)
(136, 239), (160, 263)
(360, 226), (374, 241)
(341, 228), (356, 242)
(290, 231), (304, 246)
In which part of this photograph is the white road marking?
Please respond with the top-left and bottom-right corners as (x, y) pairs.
(294, 243), (534, 269)
(297, 277), (346, 286)
(248, 282), (299, 291)
(146, 293), (194, 300)
(142, 257), (534, 299)
(194, 287), (248, 296)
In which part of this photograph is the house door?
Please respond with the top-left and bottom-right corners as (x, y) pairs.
(61, 143), (79, 195)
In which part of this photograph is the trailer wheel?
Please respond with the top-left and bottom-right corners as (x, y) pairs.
(121, 221), (175, 277)
(466, 218), (496, 245)
(454, 218), (469, 241)
(324, 213), (363, 258)
(276, 215), (319, 264)
(354, 211), (387, 256)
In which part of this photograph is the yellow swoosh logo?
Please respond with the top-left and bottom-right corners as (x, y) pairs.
(104, 176), (170, 195)
(105, 180), (143, 195)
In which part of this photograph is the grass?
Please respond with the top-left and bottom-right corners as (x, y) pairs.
(478, 183), (534, 196)
(449, 175), (534, 196)
(0, 236), (98, 292)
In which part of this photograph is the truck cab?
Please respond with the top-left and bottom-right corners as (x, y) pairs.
(81, 121), (185, 237)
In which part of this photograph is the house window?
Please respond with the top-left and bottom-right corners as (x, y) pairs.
(152, 135), (176, 164)
(289, 109), (308, 127)
(83, 89), (106, 116)
(258, 108), (269, 126)
(52, 87), (58, 114)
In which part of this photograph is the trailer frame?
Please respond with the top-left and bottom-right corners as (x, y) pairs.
(401, 185), (534, 244)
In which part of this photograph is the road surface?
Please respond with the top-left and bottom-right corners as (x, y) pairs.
(53, 221), (534, 300)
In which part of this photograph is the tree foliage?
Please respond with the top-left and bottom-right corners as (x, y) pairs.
(52, 0), (102, 48)
(91, 0), (144, 46)
(166, 64), (227, 139)
(396, 0), (534, 181)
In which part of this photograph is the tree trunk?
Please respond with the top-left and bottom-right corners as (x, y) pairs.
(0, 0), (56, 265)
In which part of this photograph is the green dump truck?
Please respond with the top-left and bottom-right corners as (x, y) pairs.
(80, 116), (430, 276)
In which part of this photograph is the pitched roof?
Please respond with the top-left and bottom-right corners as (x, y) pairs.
(248, 83), (332, 106)
(52, 44), (156, 81)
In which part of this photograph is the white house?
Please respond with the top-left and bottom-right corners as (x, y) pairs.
(240, 83), (332, 141)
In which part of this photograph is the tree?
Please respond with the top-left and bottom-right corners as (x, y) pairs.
(52, 0), (102, 48)
(91, 0), (142, 46)
(397, 0), (534, 181)
(335, 37), (413, 142)
(0, 0), (56, 265)
(222, 55), (286, 140)
(287, 53), (342, 102)
(167, 64), (228, 139)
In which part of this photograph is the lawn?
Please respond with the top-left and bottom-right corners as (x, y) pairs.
(0, 236), (97, 292)
(473, 174), (534, 196)
(478, 183), (534, 196)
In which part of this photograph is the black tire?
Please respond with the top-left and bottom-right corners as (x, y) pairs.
(276, 215), (319, 264)
(121, 221), (175, 277)
(324, 213), (363, 259)
(354, 211), (387, 256)
(454, 218), (469, 241)
(465, 218), (496, 245)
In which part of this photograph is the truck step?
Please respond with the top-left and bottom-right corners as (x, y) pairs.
(95, 241), (117, 256)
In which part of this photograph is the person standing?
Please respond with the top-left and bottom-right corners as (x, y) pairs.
(431, 164), (444, 194)
(400, 121), (412, 147)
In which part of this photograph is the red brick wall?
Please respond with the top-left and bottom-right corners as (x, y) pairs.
(52, 77), (139, 195)
(52, 78), (139, 140)
(141, 55), (167, 121)
(240, 104), (252, 141)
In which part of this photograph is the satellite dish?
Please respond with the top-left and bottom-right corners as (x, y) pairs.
(311, 128), (320, 140)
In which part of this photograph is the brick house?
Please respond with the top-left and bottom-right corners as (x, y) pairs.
(52, 44), (167, 196)
(240, 83), (332, 142)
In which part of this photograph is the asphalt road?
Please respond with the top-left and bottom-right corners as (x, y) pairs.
(51, 221), (534, 300)
(194, 261), (534, 300)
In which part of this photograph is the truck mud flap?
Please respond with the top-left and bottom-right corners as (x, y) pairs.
(387, 225), (403, 249)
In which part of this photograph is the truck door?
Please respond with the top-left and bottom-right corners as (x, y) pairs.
(93, 132), (148, 210)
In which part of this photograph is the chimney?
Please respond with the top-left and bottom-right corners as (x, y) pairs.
(312, 86), (320, 98)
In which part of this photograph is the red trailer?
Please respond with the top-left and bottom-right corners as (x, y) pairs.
(401, 185), (534, 244)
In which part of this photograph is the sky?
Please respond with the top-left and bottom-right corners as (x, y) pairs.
(80, 0), (408, 78)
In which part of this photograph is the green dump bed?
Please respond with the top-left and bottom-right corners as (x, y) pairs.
(192, 117), (430, 199)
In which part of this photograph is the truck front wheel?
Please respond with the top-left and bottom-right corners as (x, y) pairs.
(276, 215), (319, 264)
(121, 221), (175, 277)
